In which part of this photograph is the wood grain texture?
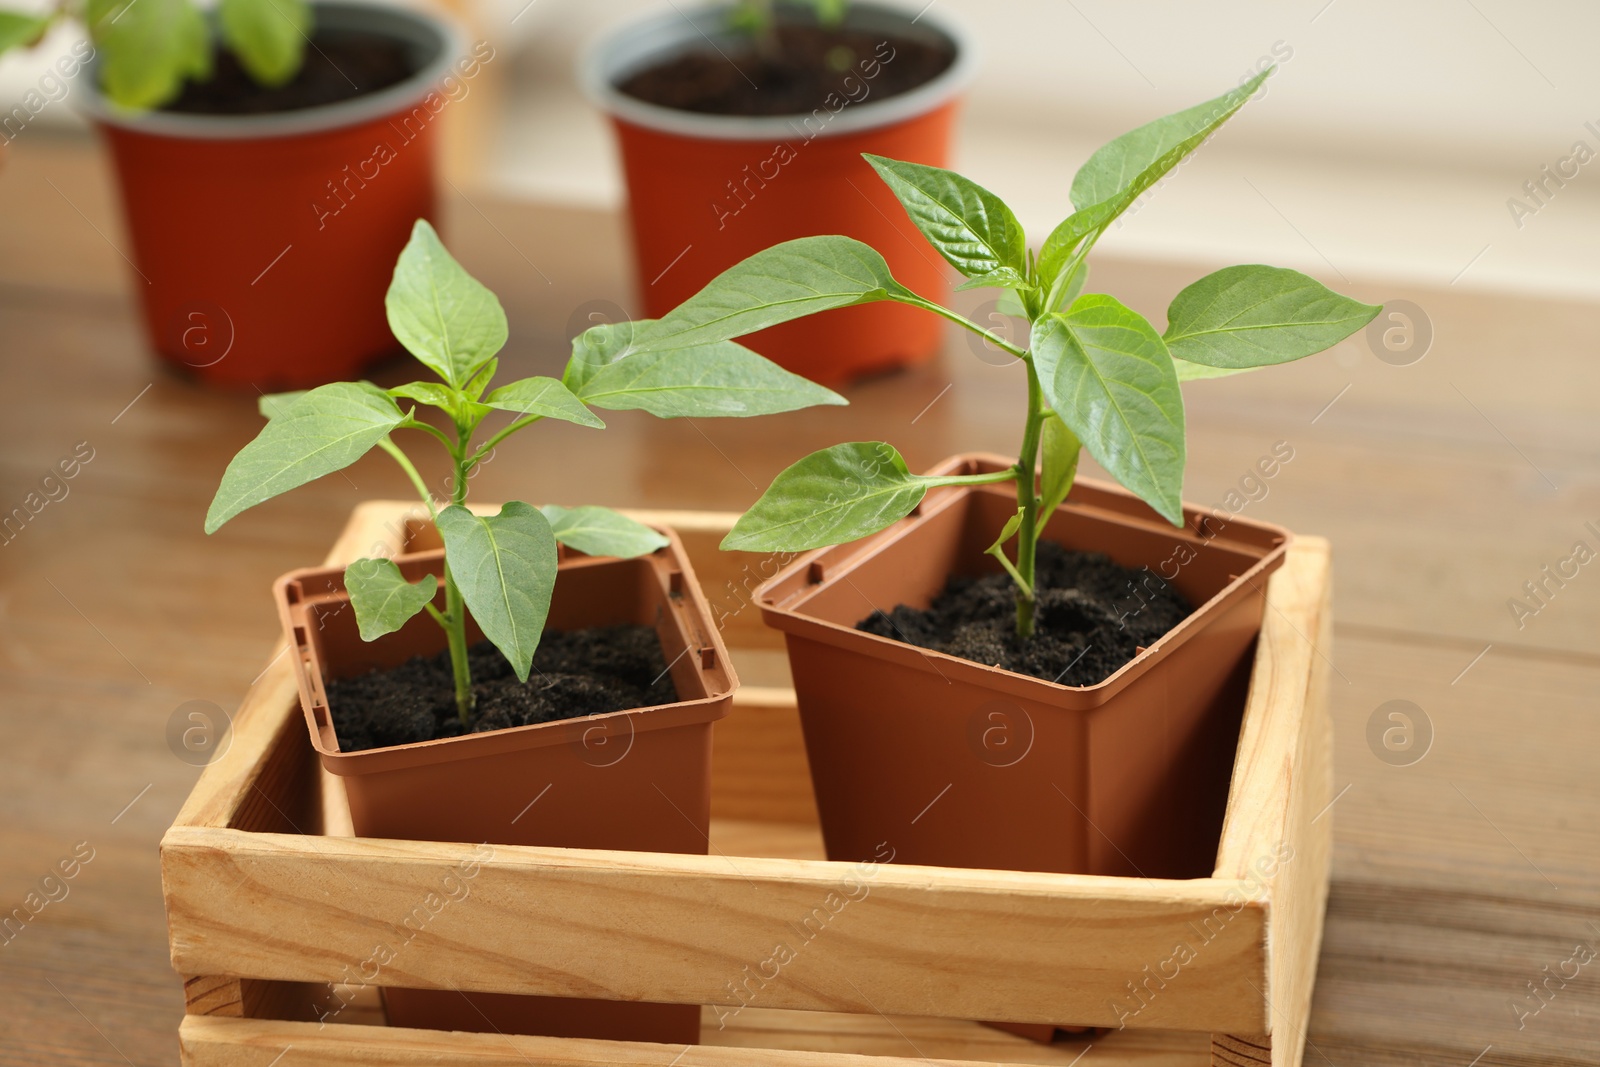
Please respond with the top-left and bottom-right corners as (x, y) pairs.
(716, 686), (819, 825)
(1209, 541), (1335, 1067)
(163, 823), (1271, 1032)
(181, 976), (326, 1023)
(176, 1015), (1107, 1067)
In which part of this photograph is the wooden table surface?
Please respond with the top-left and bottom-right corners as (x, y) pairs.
(1, 131), (1596, 1067)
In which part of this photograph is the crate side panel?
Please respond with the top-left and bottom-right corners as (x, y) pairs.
(179, 1015), (1209, 1067)
(165, 826), (1269, 1032)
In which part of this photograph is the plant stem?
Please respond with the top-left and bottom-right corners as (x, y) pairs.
(377, 437), (440, 525)
(893, 292), (1031, 361)
(442, 566), (473, 726)
(924, 469), (1019, 489)
(1013, 361), (1046, 640)
(442, 436), (475, 726)
(466, 413), (538, 468)
(380, 432), (475, 725)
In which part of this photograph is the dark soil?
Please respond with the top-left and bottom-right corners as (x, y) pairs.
(326, 624), (679, 753)
(859, 542), (1193, 687)
(617, 24), (954, 117)
(163, 30), (414, 116)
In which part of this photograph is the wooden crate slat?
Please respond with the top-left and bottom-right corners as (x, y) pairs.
(165, 823), (1269, 1031)
(1206, 539), (1333, 1067)
(179, 1015), (1176, 1067)
(1213, 538), (1331, 876)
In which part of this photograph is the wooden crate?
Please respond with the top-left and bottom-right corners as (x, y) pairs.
(162, 501), (1333, 1067)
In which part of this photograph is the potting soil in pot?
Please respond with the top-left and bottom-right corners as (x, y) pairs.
(617, 25), (954, 117)
(164, 30), (414, 115)
(326, 624), (680, 752)
(858, 542), (1193, 686)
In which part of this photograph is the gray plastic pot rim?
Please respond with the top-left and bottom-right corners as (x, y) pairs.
(579, 0), (978, 142)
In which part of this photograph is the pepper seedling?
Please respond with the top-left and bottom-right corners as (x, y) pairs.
(730, 0), (848, 62)
(0, 0), (311, 110)
(206, 219), (844, 724)
(637, 68), (1379, 639)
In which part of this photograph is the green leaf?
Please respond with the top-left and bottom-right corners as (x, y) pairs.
(955, 267), (1032, 293)
(721, 442), (927, 552)
(1072, 69), (1272, 210)
(864, 155), (1027, 280)
(1031, 295), (1186, 525)
(484, 376), (604, 428)
(563, 320), (643, 393)
(541, 505), (667, 558)
(386, 219), (507, 389)
(571, 333), (846, 419)
(815, 0), (846, 25)
(983, 506), (1032, 594)
(388, 381), (459, 410)
(984, 507), (1023, 556)
(218, 0), (308, 87)
(642, 236), (909, 350)
(1042, 258), (1090, 315)
(1163, 264), (1382, 368)
(389, 380), (492, 427)
(0, 10), (54, 52)
(435, 502), (557, 683)
(463, 357), (498, 401)
(1039, 414), (1081, 522)
(1174, 359), (1256, 382)
(90, 0), (211, 110)
(206, 382), (404, 533)
(345, 558), (437, 642)
(1037, 69), (1273, 286)
(258, 389), (306, 419)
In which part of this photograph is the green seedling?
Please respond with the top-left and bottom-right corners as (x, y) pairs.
(640, 68), (1379, 639)
(206, 219), (844, 723)
(730, 0), (848, 61)
(0, 0), (311, 111)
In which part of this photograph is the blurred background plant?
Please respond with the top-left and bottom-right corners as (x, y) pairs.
(0, 0), (308, 109)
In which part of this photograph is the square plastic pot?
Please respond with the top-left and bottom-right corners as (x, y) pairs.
(273, 527), (736, 1044)
(754, 453), (1291, 882)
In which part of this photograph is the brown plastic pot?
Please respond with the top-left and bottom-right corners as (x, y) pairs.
(582, 3), (976, 386)
(273, 527), (736, 1044)
(81, 3), (466, 390)
(755, 453), (1291, 882)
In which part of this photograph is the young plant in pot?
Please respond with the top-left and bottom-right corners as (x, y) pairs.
(617, 67), (1379, 884)
(203, 219), (844, 1043)
(582, 0), (975, 384)
(0, 0), (480, 388)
